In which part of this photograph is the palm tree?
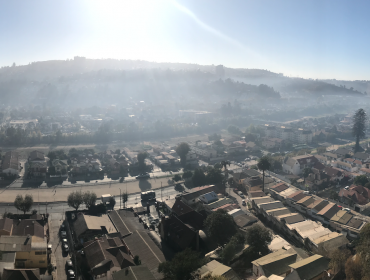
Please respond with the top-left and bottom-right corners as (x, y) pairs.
(257, 156), (271, 193)
(220, 160), (230, 171)
(353, 108), (367, 153)
(220, 160), (230, 184)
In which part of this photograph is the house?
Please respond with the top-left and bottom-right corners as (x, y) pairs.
(73, 213), (117, 239)
(334, 161), (358, 172)
(83, 235), (135, 278)
(27, 162), (47, 178)
(112, 266), (156, 280)
(294, 196), (316, 213)
(343, 158), (363, 168)
(284, 255), (330, 280)
(269, 183), (290, 200)
(313, 155), (327, 165)
(0, 235), (48, 269)
(28, 151), (45, 162)
(195, 260), (242, 279)
(324, 166), (344, 182)
(0, 218), (13, 236)
(52, 159), (68, 173)
(199, 191), (219, 204)
(282, 155), (319, 176)
(252, 249), (298, 278)
(338, 184), (370, 211)
(1, 151), (20, 176)
(353, 152), (370, 162)
(323, 152), (339, 162)
(334, 148), (352, 158)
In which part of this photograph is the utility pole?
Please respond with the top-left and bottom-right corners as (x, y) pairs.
(120, 189), (122, 209)
(161, 182), (163, 202)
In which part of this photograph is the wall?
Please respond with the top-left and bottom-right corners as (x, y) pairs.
(15, 249), (47, 268)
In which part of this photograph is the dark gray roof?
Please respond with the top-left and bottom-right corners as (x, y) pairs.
(112, 266), (156, 280)
(282, 214), (305, 225)
(233, 214), (258, 228)
(346, 218), (364, 229)
(353, 152), (370, 160)
(123, 230), (166, 279)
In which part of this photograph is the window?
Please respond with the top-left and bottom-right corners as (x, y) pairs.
(35, 251), (46, 255)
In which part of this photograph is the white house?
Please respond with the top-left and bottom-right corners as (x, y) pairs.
(282, 155), (319, 176)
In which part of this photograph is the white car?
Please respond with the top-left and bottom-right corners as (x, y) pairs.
(238, 191), (245, 198)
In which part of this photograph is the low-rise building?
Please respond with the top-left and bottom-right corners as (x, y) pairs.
(195, 260), (242, 279)
(252, 249), (298, 278)
(285, 255), (330, 280)
(1, 151), (20, 176)
(282, 155), (319, 176)
(73, 213), (117, 239)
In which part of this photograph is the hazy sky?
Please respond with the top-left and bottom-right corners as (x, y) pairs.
(1, 0), (369, 80)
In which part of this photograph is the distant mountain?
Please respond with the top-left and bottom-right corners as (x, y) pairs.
(0, 57), (364, 108)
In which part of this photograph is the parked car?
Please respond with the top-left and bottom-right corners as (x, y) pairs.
(238, 191), (245, 198)
(242, 200), (246, 206)
(60, 231), (67, 238)
(62, 243), (69, 252)
(67, 269), (75, 279)
(66, 259), (73, 269)
(233, 188), (238, 194)
(136, 173), (150, 179)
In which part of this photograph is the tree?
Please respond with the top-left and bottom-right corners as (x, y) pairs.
(257, 156), (271, 192)
(220, 233), (245, 265)
(122, 193), (128, 208)
(302, 167), (312, 183)
(329, 248), (351, 274)
(354, 175), (369, 186)
(137, 152), (148, 169)
(352, 108), (367, 153)
(245, 224), (272, 257)
(354, 223), (370, 278)
(173, 174), (181, 182)
(345, 256), (363, 280)
(182, 170), (193, 181)
(83, 191), (97, 210)
(67, 191), (83, 211)
(192, 169), (206, 187)
(205, 168), (224, 185)
(201, 276), (227, 280)
(158, 248), (206, 280)
(365, 182), (370, 189)
(14, 194), (33, 214)
(176, 142), (190, 165)
(220, 160), (230, 171)
(109, 196), (116, 209)
(204, 209), (237, 245)
(133, 255), (141, 265)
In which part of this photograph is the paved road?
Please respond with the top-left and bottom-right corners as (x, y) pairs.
(0, 185), (179, 216)
(50, 213), (69, 280)
(0, 176), (182, 203)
